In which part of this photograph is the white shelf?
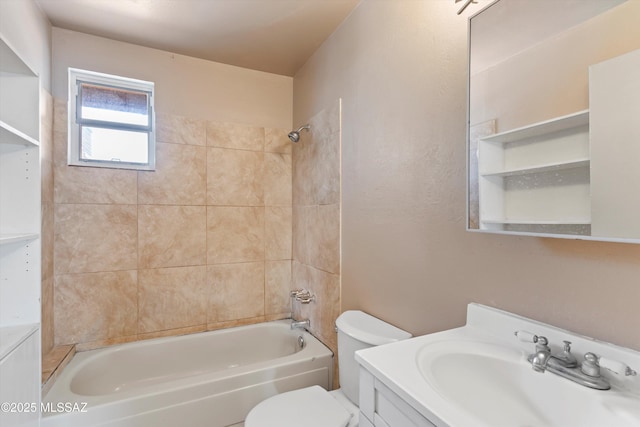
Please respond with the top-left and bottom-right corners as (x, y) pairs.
(481, 158), (589, 177)
(0, 324), (38, 361)
(482, 219), (591, 225)
(0, 120), (39, 146)
(481, 110), (589, 144)
(0, 233), (39, 245)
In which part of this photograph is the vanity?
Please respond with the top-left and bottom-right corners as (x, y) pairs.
(355, 304), (640, 427)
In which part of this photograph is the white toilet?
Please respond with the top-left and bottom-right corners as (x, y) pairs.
(245, 310), (411, 427)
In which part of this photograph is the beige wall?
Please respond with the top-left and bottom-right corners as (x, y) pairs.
(294, 0), (640, 351)
(52, 28), (292, 129)
(50, 31), (295, 349)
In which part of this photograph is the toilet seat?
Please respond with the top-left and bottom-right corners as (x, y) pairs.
(245, 385), (352, 427)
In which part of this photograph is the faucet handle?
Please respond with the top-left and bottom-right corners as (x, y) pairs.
(514, 331), (548, 347)
(514, 330), (538, 343)
(599, 357), (637, 377)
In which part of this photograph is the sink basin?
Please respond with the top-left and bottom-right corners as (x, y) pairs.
(417, 340), (640, 427)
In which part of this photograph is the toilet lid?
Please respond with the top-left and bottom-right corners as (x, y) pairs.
(245, 385), (352, 427)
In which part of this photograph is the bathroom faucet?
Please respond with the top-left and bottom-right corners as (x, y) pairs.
(291, 319), (310, 330)
(515, 331), (637, 390)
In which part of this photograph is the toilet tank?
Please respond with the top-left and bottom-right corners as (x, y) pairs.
(335, 310), (411, 405)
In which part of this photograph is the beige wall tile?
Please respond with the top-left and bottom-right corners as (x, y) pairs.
(206, 147), (264, 206)
(41, 276), (54, 357)
(265, 128), (292, 154)
(138, 142), (206, 205)
(265, 260), (292, 316)
(54, 163), (138, 205)
(292, 130), (340, 206)
(138, 205), (206, 269)
(293, 204), (340, 274)
(54, 271), (137, 345)
(54, 204), (137, 274)
(156, 112), (206, 146)
(206, 121), (264, 151)
(207, 316), (266, 331)
(138, 266), (208, 333)
(264, 152), (292, 206)
(207, 206), (264, 264)
(265, 207), (292, 261)
(137, 324), (207, 341)
(53, 98), (67, 134)
(208, 262), (265, 322)
(291, 261), (340, 353)
(41, 203), (54, 282)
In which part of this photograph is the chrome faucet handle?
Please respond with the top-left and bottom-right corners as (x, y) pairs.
(556, 340), (578, 368)
(514, 331), (549, 351)
(291, 289), (316, 304)
(581, 353), (601, 377)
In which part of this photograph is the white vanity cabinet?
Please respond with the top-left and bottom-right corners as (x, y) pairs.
(359, 367), (437, 427)
(0, 36), (41, 427)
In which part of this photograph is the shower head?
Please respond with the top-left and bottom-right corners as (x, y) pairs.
(288, 124), (310, 143)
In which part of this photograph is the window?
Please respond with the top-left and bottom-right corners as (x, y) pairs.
(68, 68), (155, 170)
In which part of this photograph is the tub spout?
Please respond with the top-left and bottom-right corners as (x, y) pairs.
(291, 319), (310, 330)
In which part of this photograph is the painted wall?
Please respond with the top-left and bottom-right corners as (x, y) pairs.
(52, 28), (292, 128)
(51, 29), (294, 349)
(293, 0), (640, 351)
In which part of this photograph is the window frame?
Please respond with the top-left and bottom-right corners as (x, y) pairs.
(68, 68), (156, 171)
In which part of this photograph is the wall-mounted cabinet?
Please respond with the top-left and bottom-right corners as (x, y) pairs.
(478, 110), (591, 236)
(0, 36), (41, 427)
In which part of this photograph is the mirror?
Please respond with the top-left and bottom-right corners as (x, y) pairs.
(467, 0), (640, 243)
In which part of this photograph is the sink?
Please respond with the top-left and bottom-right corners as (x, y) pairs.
(416, 340), (640, 427)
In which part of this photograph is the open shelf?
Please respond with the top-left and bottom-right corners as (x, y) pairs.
(482, 218), (591, 225)
(0, 233), (39, 246)
(481, 158), (589, 177)
(478, 110), (591, 234)
(0, 324), (38, 361)
(481, 110), (589, 144)
(0, 120), (39, 146)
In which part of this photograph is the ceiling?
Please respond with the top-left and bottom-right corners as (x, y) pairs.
(35, 0), (361, 77)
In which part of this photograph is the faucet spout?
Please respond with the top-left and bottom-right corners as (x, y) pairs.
(531, 349), (552, 372)
(291, 319), (310, 330)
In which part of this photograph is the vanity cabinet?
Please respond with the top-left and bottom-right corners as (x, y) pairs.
(477, 110), (591, 236)
(0, 36), (41, 427)
(359, 368), (437, 427)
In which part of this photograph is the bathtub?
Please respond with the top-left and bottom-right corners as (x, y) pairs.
(41, 320), (333, 427)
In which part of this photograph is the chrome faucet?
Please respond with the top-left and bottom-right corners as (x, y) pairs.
(515, 331), (637, 390)
(291, 319), (310, 330)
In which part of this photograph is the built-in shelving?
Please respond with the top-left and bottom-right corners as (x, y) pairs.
(0, 233), (40, 245)
(0, 324), (39, 361)
(478, 110), (591, 234)
(0, 120), (40, 146)
(0, 36), (41, 427)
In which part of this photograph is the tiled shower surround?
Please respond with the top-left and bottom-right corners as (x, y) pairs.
(51, 99), (294, 349)
(292, 100), (342, 375)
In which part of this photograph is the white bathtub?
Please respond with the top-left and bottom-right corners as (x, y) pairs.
(42, 320), (333, 427)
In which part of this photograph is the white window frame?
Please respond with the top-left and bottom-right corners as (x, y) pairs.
(68, 68), (156, 171)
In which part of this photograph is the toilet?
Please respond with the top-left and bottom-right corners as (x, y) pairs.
(245, 310), (412, 427)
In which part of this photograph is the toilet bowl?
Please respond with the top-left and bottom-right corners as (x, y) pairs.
(245, 310), (411, 427)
